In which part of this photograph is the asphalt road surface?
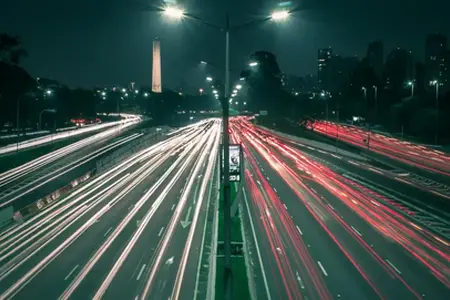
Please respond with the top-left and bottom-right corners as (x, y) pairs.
(312, 120), (450, 177)
(232, 117), (450, 300)
(0, 120), (146, 211)
(0, 119), (221, 300)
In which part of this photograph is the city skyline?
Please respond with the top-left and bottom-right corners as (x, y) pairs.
(1, 0), (450, 88)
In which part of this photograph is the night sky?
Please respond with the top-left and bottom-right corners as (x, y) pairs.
(1, 0), (450, 89)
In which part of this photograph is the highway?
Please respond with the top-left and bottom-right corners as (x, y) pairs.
(0, 119), (145, 212)
(232, 118), (450, 300)
(311, 120), (450, 176)
(0, 114), (142, 155)
(0, 119), (221, 300)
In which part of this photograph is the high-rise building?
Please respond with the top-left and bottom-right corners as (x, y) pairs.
(317, 47), (332, 91)
(384, 47), (414, 94)
(329, 55), (359, 93)
(366, 40), (384, 78)
(152, 39), (162, 93)
(425, 34), (447, 85)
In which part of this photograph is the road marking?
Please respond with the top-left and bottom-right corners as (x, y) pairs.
(104, 227), (113, 237)
(171, 204), (175, 211)
(136, 264), (146, 280)
(296, 225), (303, 235)
(158, 227), (164, 237)
(283, 204), (288, 210)
(368, 167), (383, 175)
(165, 256), (174, 265)
(243, 191), (272, 299)
(327, 204), (335, 210)
(128, 204), (134, 210)
(331, 154), (342, 159)
(351, 226), (362, 237)
(317, 261), (328, 276)
(311, 188), (317, 194)
(64, 265), (79, 281)
(348, 160), (360, 166)
(385, 259), (401, 275)
(296, 271), (305, 289)
(273, 188), (277, 193)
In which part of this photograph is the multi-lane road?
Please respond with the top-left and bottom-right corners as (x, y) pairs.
(232, 118), (450, 300)
(312, 120), (450, 176)
(0, 119), (221, 299)
(0, 119), (145, 212)
(1, 116), (449, 300)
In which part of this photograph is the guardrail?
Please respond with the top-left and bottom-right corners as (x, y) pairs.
(96, 126), (170, 173)
(10, 169), (95, 223)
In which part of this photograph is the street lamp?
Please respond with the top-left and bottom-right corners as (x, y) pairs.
(121, 88), (126, 93)
(271, 10), (289, 21)
(213, 89), (218, 94)
(163, 6), (184, 19)
(430, 80), (439, 144)
(407, 81), (414, 97)
(144, 92), (149, 97)
(361, 87), (371, 149)
(206, 76), (213, 82)
(162, 8), (289, 299)
(373, 85), (378, 120)
(249, 61), (258, 67)
(46, 90), (52, 95)
(236, 84), (242, 90)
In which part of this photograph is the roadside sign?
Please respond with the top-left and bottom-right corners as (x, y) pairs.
(221, 144), (243, 182)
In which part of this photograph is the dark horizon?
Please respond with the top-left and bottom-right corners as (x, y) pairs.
(1, 0), (450, 88)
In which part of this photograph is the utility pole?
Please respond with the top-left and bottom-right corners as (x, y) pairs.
(222, 12), (232, 300)
(435, 82), (439, 145)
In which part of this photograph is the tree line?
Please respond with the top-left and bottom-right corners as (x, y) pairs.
(0, 33), (97, 131)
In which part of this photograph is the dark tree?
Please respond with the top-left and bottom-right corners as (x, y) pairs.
(0, 34), (28, 65)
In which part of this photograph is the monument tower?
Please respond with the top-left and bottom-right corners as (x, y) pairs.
(152, 38), (162, 93)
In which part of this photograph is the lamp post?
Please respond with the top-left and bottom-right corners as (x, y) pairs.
(163, 6), (289, 299)
(373, 85), (378, 121)
(407, 81), (415, 97)
(362, 86), (370, 150)
(430, 80), (439, 144)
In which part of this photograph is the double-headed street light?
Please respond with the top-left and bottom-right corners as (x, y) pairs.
(164, 6), (290, 298)
(163, 7), (184, 19)
(271, 10), (289, 21)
